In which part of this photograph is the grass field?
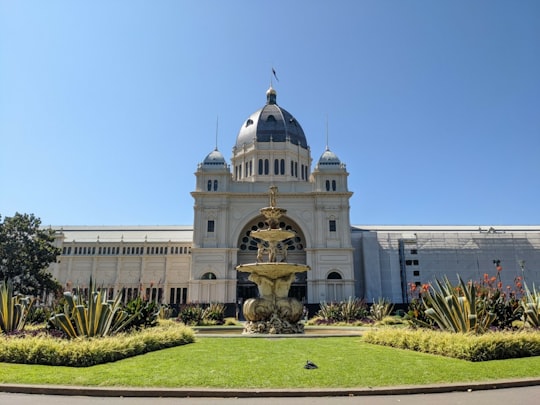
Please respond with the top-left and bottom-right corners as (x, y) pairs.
(1, 337), (540, 388)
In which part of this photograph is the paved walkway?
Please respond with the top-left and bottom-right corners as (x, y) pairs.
(1, 384), (540, 405)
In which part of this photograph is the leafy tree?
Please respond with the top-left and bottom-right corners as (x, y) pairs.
(0, 213), (61, 296)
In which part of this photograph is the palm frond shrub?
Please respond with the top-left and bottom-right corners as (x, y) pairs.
(0, 280), (35, 333)
(522, 284), (540, 328)
(48, 280), (135, 338)
(422, 275), (496, 334)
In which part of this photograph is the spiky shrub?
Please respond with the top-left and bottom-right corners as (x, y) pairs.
(522, 284), (540, 328)
(370, 298), (394, 322)
(316, 301), (343, 323)
(316, 298), (368, 324)
(422, 275), (496, 334)
(203, 303), (225, 325)
(177, 304), (205, 326)
(123, 297), (160, 331)
(48, 281), (134, 338)
(0, 280), (35, 333)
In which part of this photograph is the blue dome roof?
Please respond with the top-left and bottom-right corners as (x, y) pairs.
(318, 147), (341, 166)
(235, 87), (308, 149)
(202, 148), (226, 167)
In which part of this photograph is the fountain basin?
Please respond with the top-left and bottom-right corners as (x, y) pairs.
(236, 262), (310, 279)
(250, 228), (295, 242)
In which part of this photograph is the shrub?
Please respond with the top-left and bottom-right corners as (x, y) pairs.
(369, 298), (394, 322)
(421, 275), (496, 334)
(522, 284), (540, 328)
(0, 279), (35, 333)
(203, 303), (225, 325)
(177, 304), (205, 325)
(123, 297), (160, 331)
(0, 320), (195, 366)
(315, 298), (368, 324)
(48, 280), (135, 338)
(475, 273), (523, 329)
(363, 328), (540, 361)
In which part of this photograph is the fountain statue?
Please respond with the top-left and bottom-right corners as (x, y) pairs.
(236, 186), (311, 334)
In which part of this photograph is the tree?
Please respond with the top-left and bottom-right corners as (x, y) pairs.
(0, 213), (62, 296)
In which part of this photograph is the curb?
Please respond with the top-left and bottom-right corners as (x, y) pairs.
(2, 378), (540, 398)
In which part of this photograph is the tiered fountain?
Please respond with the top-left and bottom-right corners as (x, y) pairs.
(236, 186), (310, 334)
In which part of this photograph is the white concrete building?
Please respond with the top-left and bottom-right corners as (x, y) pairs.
(49, 87), (540, 309)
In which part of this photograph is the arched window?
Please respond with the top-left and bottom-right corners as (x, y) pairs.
(325, 180), (330, 191)
(327, 271), (342, 279)
(258, 159), (263, 175)
(207, 180), (212, 191)
(280, 159), (285, 175)
(213, 180), (218, 191)
(332, 180), (336, 191)
(201, 272), (217, 280)
(264, 159), (269, 175)
(274, 159), (279, 175)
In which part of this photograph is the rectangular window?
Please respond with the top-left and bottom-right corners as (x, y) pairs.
(329, 220), (336, 232)
(207, 220), (215, 232)
(413, 270), (420, 276)
(410, 249), (418, 254)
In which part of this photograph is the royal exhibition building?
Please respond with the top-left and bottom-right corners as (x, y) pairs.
(48, 86), (540, 313)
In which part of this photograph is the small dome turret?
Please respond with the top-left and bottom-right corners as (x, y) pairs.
(318, 147), (341, 165)
(201, 148), (227, 170)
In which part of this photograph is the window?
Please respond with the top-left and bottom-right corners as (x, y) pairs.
(207, 180), (212, 191)
(280, 159), (285, 175)
(207, 220), (215, 233)
(332, 180), (336, 191)
(201, 272), (217, 280)
(327, 271), (342, 279)
(258, 159), (263, 175)
(410, 249), (418, 255)
(274, 159), (279, 175)
(213, 180), (218, 191)
(405, 260), (419, 266)
(326, 180), (330, 191)
(413, 270), (420, 276)
(329, 220), (336, 232)
(264, 159), (269, 175)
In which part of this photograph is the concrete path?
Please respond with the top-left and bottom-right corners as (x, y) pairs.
(1, 385), (540, 405)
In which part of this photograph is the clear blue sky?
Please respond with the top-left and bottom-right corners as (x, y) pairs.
(1, 1), (539, 227)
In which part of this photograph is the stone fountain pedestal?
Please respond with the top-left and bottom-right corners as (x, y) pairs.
(236, 187), (310, 334)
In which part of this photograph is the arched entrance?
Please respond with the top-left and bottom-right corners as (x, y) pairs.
(237, 216), (307, 303)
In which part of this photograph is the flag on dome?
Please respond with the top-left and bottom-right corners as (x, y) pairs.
(272, 68), (279, 82)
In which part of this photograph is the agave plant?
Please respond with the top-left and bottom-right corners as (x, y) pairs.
(522, 284), (540, 328)
(0, 280), (35, 333)
(49, 280), (134, 338)
(422, 275), (495, 334)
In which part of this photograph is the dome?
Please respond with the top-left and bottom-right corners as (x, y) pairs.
(235, 87), (308, 149)
(202, 148), (227, 169)
(317, 147), (342, 167)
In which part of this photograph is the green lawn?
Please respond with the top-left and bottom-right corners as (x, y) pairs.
(1, 337), (540, 388)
